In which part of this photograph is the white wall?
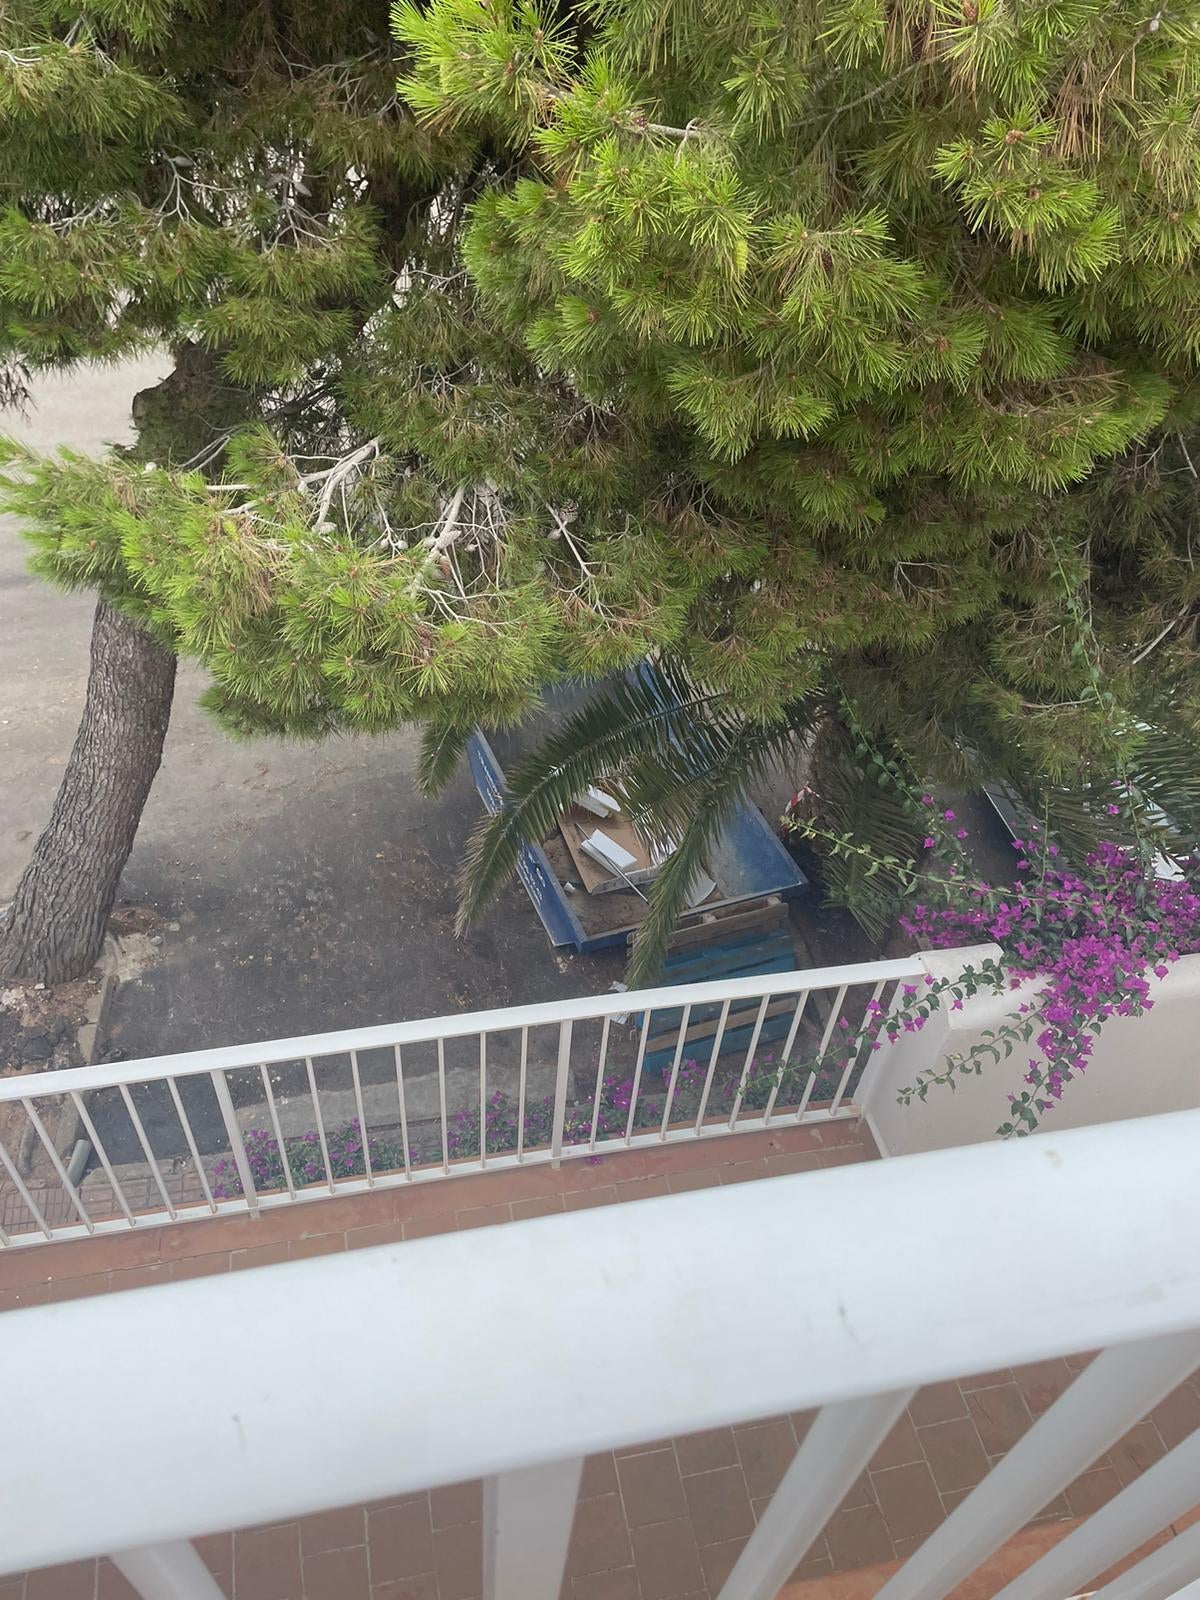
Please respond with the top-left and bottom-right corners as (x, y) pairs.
(863, 945), (1200, 1156)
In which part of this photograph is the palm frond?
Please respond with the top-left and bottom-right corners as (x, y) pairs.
(803, 717), (925, 942)
(417, 722), (470, 796)
(625, 711), (821, 985)
(455, 664), (729, 934)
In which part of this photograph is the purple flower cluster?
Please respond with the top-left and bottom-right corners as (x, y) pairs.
(900, 839), (1200, 1119)
(212, 1119), (404, 1199)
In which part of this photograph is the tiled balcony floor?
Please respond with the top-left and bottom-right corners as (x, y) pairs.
(2, 1121), (1197, 1600)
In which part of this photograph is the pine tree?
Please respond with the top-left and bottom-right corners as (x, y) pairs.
(4, 0), (1200, 978)
(0, 0), (464, 979)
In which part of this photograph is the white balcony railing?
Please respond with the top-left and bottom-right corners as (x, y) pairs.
(3, 1108), (1200, 1600)
(0, 955), (925, 1247)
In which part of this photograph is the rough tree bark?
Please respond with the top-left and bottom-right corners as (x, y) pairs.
(0, 599), (177, 984)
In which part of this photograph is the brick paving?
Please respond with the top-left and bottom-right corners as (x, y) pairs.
(2, 1120), (1197, 1600)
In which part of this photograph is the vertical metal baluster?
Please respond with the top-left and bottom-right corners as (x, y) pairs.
(1087, 1516), (1200, 1600)
(659, 1005), (692, 1138)
(588, 1018), (611, 1152)
(829, 978), (887, 1115)
(796, 984), (847, 1119)
(761, 991), (810, 1123)
(257, 1065), (296, 1201)
(479, 1034), (488, 1169)
(349, 1050), (374, 1185)
(164, 1079), (217, 1214)
(550, 1021), (573, 1165)
(393, 1045), (412, 1179)
(693, 999), (732, 1133)
(210, 1072), (256, 1215)
(110, 1539), (227, 1599)
(21, 1098), (92, 1231)
(517, 1028), (530, 1163)
(623, 1012), (650, 1145)
(0, 1133), (53, 1240)
(717, 1391), (914, 1600)
(728, 996), (770, 1129)
(437, 1038), (450, 1173)
(68, 1091), (139, 1226)
(304, 1057), (336, 1194)
(0, 1218), (10, 1247)
(483, 1457), (584, 1600)
(871, 1331), (1200, 1600)
(118, 1084), (178, 1219)
(986, 1430), (1200, 1600)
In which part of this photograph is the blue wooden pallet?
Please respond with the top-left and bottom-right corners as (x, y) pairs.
(641, 929), (799, 1079)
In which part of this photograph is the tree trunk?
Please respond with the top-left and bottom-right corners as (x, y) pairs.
(0, 600), (176, 984)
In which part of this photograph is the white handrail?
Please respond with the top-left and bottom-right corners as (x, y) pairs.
(3, 1107), (1200, 1573)
(0, 956), (925, 1100)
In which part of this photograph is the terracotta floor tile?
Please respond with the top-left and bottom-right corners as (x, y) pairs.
(24, 1565), (96, 1600)
(615, 1177), (671, 1203)
(193, 1532), (233, 1578)
(697, 1539), (746, 1594)
(403, 1215), (457, 1240)
(564, 1187), (619, 1211)
(681, 1465), (755, 1546)
(674, 1429), (738, 1477)
(965, 1383), (1033, 1456)
(719, 1160), (769, 1184)
(1013, 1358), (1074, 1418)
(872, 1462), (944, 1542)
(893, 1533), (928, 1561)
(430, 1481), (482, 1530)
(1152, 1381), (1200, 1450)
(629, 1520), (703, 1600)
(367, 1500), (435, 1581)
(1066, 1466), (1123, 1518)
(615, 1440), (675, 1460)
(455, 1205), (512, 1231)
(1030, 1492), (1073, 1526)
(581, 1453), (618, 1498)
(918, 1417), (991, 1494)
(345, 1220), (407, 1251)
(959, 1368), (1014, 1391)
(234, 1524), (303, 1600)
(790, 1551), (835, 1583)
(432, 1523), (482, 1600)
(909, 1383), (968, 1428)
(0, 1284), (50, 1311)
(870, 1414), (923, 1471)
(510, 1196), (563, 1221)
(666, 1172), (721, 1194)
(1111, 1421), (1167, 1487)
(825, 1504), (896, 1571)
(733, 1418), (796, 1499)
(300, 1506), (366, 1557)
(791, 1411), (816, 1443)
(571, 1568), (641, 1600)
(370, 1576), (438, 1600)
(940, 1486), (972, 1516)
(303, 1544), (370, 1600)
(616, 1450), (687, 1528)
(96, 1565), (137, 1600)
(567, 1494), (634, 1577)
(788, 1535), (832, 1582)
(837, 1472), (876, 1513)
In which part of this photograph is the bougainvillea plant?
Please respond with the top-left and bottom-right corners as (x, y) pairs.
(789, 795), (1200, 1135)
